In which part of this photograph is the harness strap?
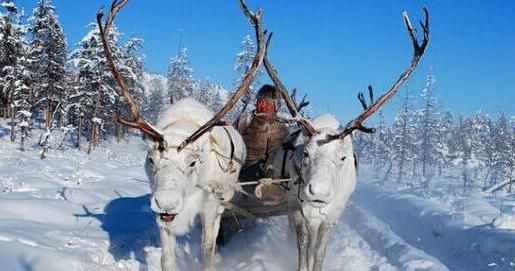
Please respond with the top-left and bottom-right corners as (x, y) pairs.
(209, 127), (236, 173)
(222, 126), (235, 161)
(221, 201), (256, 219)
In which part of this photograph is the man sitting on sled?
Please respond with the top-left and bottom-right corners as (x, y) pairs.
(236, 84), (289, 204)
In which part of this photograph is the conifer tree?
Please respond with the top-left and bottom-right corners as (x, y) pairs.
(167, 45), (197, 103)
(28, 0), (68, 158)
(0, 0), (31, 149)
(232, 34), (262, 115)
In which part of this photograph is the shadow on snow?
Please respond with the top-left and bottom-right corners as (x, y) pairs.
(75, 194), (159, 269)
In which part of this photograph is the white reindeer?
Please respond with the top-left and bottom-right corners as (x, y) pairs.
(145, 98), (246, 270)
(96, 1), (268, 270)
(264, 8), (430, 271)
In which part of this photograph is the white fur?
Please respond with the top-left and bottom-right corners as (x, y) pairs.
(146, 98), (246, 271)
(281, 113), (357, 271)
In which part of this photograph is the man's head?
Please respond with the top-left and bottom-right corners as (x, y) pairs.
(255, 84), (280, 114)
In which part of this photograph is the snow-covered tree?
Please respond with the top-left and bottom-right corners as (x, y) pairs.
(372, 110), (392, 180)
(28, 0), (68, 158)
(454, 116), (475, 188)
(69, 22), (141, 153)
(391, 88), (417, 184)
(197, 79), (226, 112)
(492, 113), (512, 186)
(470, 112), (495, 187)
(507, 117), (515, 192)
(416, 73), (442, 186)
(0, 0), (32, 147)
(232, 34), (262, 115)
(438, 110), (455, 174)
(167, 46), (197, 103)
(141, 72), (167, 123)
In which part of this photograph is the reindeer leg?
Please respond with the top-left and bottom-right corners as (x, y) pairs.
(159, 227), (175, 271)
(290, 210), (309, 271)
(312, 222), (333, 271)
(201, 202), (222, 271)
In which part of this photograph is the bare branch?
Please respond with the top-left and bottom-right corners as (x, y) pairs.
(178, 0), (267, 151)
(329, 7), (430, 141)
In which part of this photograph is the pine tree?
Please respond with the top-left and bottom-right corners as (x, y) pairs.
(507, 117), (515, 192)
(391, 87), (417, 184)
(416, 73), (441, 186)
(454, 116), (474, 188)
(470, 112), (495, 187)
(492, 113), (512, 186)
(167, 45), (197, 103)
(373, 110), (392, 180)
(28, 0), (68, 158)
(69, 22), (134, 153)
(0, 0), (32, 148)
(438, 110), (455, 176)
(232, 34), (262, 115)
(142, 73), (167, 123)
(197, 79), (226, 112)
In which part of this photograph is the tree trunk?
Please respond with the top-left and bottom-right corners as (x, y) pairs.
(20, 127), (26, 151)
(77, 114), (82, 151)
(87, 123), (97, 155)
(88, 86), (102, 155)
(40, 102), (52, 159)
(116, 121), (123, 142)
(10, 106), (15, 142)
(398, 159), (404, 184)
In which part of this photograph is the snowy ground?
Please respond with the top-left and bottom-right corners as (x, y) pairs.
(1, 123), (514, 270)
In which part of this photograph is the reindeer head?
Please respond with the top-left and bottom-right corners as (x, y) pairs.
(291, 115), (357, 210)
(144, 100), (215, 227)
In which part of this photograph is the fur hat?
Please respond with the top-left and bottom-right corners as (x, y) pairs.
(256, 84), (279, 100)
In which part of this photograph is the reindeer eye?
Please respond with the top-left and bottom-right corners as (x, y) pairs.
(341, 156), (347, 161)
(303, 150), (309, 158)
(148, 157), (154, 165)
(189, 161), (197, 167)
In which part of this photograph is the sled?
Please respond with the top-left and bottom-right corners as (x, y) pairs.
(217, 178), (292, 245)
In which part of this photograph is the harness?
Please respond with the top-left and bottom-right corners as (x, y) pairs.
(209, 126), (236, 173)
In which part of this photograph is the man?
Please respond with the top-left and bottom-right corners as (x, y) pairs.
(236, 84), (289, 203)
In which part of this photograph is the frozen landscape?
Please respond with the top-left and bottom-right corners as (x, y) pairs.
(1, 121), (515, 271)
(2, 0), (515, 270)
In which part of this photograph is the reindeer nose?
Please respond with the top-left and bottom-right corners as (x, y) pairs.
(151, 190), (181, 213)
(305, 182), (333, 203)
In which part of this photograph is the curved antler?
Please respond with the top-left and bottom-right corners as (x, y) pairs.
(96, 0), (165, 145)
(328, 7), (430, 141)
(178, 0), (268, 151)
(263, 33), (318, 136)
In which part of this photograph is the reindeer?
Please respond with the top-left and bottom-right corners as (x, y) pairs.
(263, 8), (431, 271)
(96, 0), (269, 270)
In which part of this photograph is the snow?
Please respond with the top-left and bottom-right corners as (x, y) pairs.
(2, 121), (515, 271)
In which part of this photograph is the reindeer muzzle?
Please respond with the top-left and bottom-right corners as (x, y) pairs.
(159, 213), (176, 223)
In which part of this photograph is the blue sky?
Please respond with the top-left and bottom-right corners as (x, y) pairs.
(16, 0), (515, 122)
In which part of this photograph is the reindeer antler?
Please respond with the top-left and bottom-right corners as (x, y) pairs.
(264, 33), (318, 136)
(97, 0), (165, 145)
(328, 7), (430, 141)
(290, 88), (310, 113)
(178, 0), (268, 151)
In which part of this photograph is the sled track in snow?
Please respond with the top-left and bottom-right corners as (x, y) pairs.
(351, 183), (515, 271)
